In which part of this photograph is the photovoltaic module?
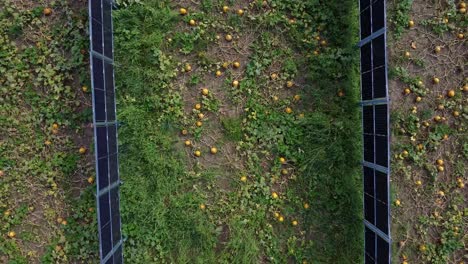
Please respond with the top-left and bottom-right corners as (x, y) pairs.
(88, 0), (123, 263)
(359, 0), (391, 263)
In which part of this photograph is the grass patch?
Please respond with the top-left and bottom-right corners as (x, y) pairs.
(221, 117), (243, 142)
(113, 0), (363, 263)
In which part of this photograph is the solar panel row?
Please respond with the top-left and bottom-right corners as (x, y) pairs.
(88, 0), (123, 263)
(359, 0), (391, 263)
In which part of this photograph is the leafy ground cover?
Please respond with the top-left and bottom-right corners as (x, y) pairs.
(388, 0), (467, 263)
(0, 0), (97, 263)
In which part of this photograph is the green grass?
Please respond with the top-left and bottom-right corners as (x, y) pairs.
(114, 3), (219, 262)
(112, 0), (363, 263)
(221, 117), (243, 142)
(117, 108), (217, 263)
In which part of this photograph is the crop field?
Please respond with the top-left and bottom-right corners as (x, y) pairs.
(0, 0), (465, 264)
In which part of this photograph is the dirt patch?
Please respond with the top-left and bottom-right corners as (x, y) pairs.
(388, 0), (467, 263)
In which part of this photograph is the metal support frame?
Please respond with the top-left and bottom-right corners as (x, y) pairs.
(358, 27), (386, 48)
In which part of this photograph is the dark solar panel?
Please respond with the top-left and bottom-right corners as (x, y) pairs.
(372, 0), (385, 32)
(105, 68), (116, 122)
(106, 91), (116, 121)
(360, 7), (372, 39)
(107, 125), (117, 154)
(365, 227), (376, 259)
(99, 193), (111, 230)
(376, 200), (388, 234)
(377, 236), (390, 263)
(101, 222), (112, 257)
(90, 0), (102, 21)
(103, 1), (112, 29)
(89, 0), (123, 262)
(108, 154), (119, 184)
(372, 35), (386, 69)
(375, 135), (388, 167)
(110, 188), (121, 245)
(114, 246), (123, 263)
(365, 254), (375, 264)
(104, 62), (116, 121)
(104, 62), (114, 92)
(98, 157), (109, 191)
(96, 127), (108, 158)
(364, 193), (375, 223)
(363, 106), (374, 134)
(94, 89), (106, 122)
(362, 72), (373, 101)
(374, 105), (387, 135)
(375, 171), (389, 234)
(364, 166), (374, 196)
(364, 135), (374, 163)
(104, 28), (114, 59)
(364, 166), (375, 223)
(375, 171), (388, 203)
(373, 66), (386, 99)
(105, 257), (113, 264)
(91, 19), (103, 53)
(361, 42), (372, 73)
(112, 218), (121, 247)
(92, 57), (104, 89)
(360, 0), (390, 261)
(360, 0), (371, 9)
